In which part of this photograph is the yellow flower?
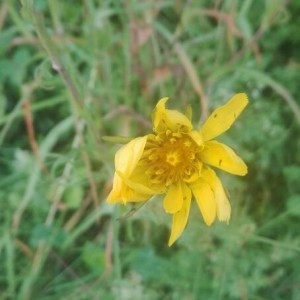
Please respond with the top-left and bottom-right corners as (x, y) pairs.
(107, 94), (248, 246)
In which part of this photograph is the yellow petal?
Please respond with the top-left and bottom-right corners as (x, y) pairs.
(188, 130), (204, 148)
(153, 97), (193, 133)
(130, 166), (166, 194)
(108, 136), (148, 204)
(117, 170), (157, 197)
(200, 93), (248, 141)
(107, 173), (151, 204)
(190, 179), (216, 225)
(163, 183), (183, 214)
(107, 172), (123, 203)
(200, 140), (247, 175)
(115, 136), (147, 175)
(202, 167), (231, 223)
(168, 184), (191, 246)
(120, 187), (151, 203)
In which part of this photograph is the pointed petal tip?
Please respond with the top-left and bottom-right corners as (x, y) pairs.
(217, 207), (231, 223)
(106, 195), (123, 205)
(239, 165), (248, 176)
(234, 159), (248, 176)
(236, 92), (249, 102)
(230, 93), (249, 107)
(156, 97), (169, 107)
(168, 238), (175, 247)
(106, 188), (126, 204)
(230, 93), (249, 112)
(203, 219), (214, 226)
(106, 180), (120, 204)
(219, 218), (230, 225)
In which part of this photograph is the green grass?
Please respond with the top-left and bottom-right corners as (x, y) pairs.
(1, 0), (300, 299)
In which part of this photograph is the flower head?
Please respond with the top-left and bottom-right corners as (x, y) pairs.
(107, 94), (248, 246)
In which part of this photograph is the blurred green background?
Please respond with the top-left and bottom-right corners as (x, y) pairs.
(1, 0), (300, 299)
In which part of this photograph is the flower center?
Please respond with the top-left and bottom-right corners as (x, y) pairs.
(166, 151), (181, 166)
(143, 131), (203, 186)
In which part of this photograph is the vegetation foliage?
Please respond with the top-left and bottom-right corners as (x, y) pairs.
(0, 0), (300, 299)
